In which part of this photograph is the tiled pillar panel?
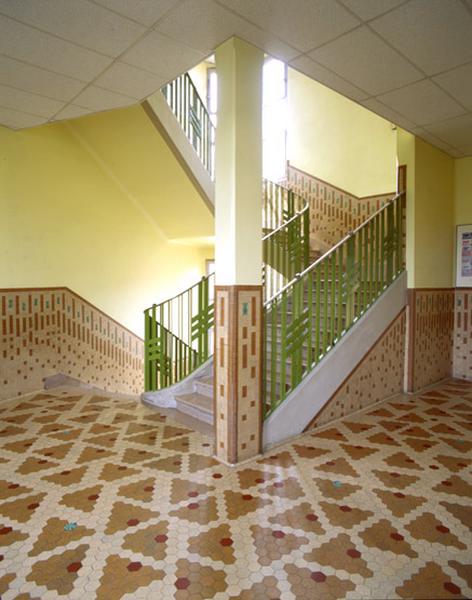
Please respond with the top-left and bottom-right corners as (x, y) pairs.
(453, 288), (472, 380)
(406, 288), (454, 392)
(214, 286), (262, 464)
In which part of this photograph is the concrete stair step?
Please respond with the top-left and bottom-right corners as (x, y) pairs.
(175, 392), (213, 425)
(195, 375), (213, 398)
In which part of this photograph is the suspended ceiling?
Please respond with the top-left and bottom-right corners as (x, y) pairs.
(0, 0), (471, 157)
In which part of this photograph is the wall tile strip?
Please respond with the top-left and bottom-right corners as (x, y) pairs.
(214, 286), (262, 464)
(453, 288), (472, 381)
(407, 289), (454, 392)
(287, 164), (395, 252)
(307, 309), (406, 431)
(0, 288), (144, 400)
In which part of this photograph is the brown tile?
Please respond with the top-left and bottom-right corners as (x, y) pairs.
(122, 521), (169, 559)
(0, 493), (46, 523)
(396, 561), (464, 599)
(304, 533), (373, 577)
(29, 517), (94, 556)
(359, 518), (418, 557)
(105, 501), (160, 534)
(95, 554), (164, 600)
(27, 544), (89, 594)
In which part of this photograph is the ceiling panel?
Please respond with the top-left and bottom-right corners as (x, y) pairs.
(370, 0), (472, 75)
(433, 62), (472, 111)
(217, 0), (359, 53)
(0, 0), (145, 57)
(412, 127), (458, 155)
(337, 0), (406, 21)
(0, 55), (84, 102)
(155, 0), (300, 61)
(94, 0), (180, 26)
(0, 106), (45, 129)
(289, 55), (368, 101)
(94, 62), (165, 100)
(0, 0), (469, 156)
(424, 113), (472, 148)
(361, 97), (417, 130)
(309, 26), (423, 95)
(0, 15), (112, 81)
(54, 104), (93, 121)
(122, 31), (205, 80)
(0, 83), (64, 118)
(72, 86), (136, 111)
(377, 79), (466, 126)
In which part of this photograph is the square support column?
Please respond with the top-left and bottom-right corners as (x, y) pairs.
(214, 38), (264, 464)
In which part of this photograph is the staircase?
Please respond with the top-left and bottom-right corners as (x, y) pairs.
(142, 70), (405, 437)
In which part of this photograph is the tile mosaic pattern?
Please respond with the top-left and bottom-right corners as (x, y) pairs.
(308, 310), (406, 430)
(0, 288), (144, 401)
(286, 164), (395, 252)
(407, 289), (454, 392)
(214, 286), (262, 464)
(0, 379), (471, 599)
(453, 289), (472, 382)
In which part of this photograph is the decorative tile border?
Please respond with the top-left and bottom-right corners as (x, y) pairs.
(307, 309), (407, 430)
(0, 288), (144, 400)
(453, 288), (472, 381)
(214, 286), (262, 464)
(287, 163), (395, 252)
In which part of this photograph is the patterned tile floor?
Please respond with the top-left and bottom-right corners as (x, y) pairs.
(0, 379), (471, 600)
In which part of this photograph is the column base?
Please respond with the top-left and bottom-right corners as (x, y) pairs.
(214, 285), (263, 464)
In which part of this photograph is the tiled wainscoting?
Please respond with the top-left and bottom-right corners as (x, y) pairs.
(0, 288), (144, 401)
(406, 289), (455, 392)
(307, 310), (407, 431)
(286, 164), (394, 251)
(454, 288), (472, 381)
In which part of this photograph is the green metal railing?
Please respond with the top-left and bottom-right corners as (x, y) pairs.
(263, 201), (310, 301)
(162, 72), (215, 179)
(263, 191), (406, 418)
(262, 179), (305, 231)
(144, 274), (214, 391)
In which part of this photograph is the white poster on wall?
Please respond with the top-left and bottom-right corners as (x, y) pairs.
(456, 224), (472, 287)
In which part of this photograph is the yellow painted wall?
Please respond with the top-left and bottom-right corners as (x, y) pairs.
(397, 128), (455, 288)
(414, 138), (454, 288)
(397, 128), (416, 287)
(67, 105), (214, 241)
(455, 157), (472, 226)
(287, 68), (397, 197)
(0, 112), (214, 336)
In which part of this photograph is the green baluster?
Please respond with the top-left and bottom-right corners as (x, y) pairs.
(330, 252), (336, 347)
(323, 258), (329, 355)
(363, 224), (368, 312)
(280, 292), (288, 406)
(315, 264), (321, 362)
(144, 309), (150, 391)
(337, 245), (343, 338)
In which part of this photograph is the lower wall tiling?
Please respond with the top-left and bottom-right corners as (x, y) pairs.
(287, 164), (395, 251)
(307, 310), (406, 431)
(0, 288), (144, 401)
(454, 288), (472, 381)
(407, 289), (455, 392)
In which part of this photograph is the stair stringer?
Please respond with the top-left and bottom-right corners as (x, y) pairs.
(142, 93), (215, 211)
(263, 271), (407, 448)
